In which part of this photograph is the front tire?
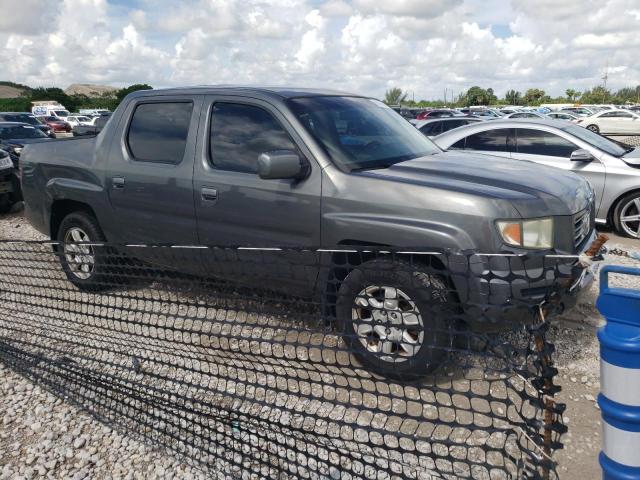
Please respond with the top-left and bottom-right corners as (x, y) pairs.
(56, 211), (111, 290)
(586, 124), (599, 134)
(613, 192), (640, 238)
(335, 259), (452, 380)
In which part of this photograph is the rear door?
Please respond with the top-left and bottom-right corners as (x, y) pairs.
(106, 95), (202, 244)
(511, 128), (606, 206)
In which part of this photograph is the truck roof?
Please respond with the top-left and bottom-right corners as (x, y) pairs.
(128, 85), (359, 100)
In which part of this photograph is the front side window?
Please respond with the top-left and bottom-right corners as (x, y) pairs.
(516, 129), (577, 157)
(463, 128), (513, 152)
(209, 103), (297, 174)
(127, 102), (193, 164)
(288, 96), (440, 171)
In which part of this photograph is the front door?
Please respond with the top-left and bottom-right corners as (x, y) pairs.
(192, 96), (322, 294)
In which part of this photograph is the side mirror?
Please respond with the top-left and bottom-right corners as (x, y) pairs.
(258, 150), (308, 180)
(570, 149), (594, 162)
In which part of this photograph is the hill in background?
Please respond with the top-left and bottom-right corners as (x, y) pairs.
(0, 82), (29, 99)
(65, 84), (118, 97)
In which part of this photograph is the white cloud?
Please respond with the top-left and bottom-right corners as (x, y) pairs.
(0, 0), (638, 100)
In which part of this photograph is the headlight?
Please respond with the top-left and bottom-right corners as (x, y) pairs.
(12, 147), (22, 155)
(496, 217), (554, 249)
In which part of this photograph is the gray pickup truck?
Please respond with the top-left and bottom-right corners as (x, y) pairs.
(21, 86), (596, 377)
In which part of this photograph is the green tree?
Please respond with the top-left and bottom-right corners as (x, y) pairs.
(580, 86), (610, 104)
(384, 87), (408, 105)
(462, 86), (491, 106)
(505, 89), (521, 105)
(116, 83), (153, 101)
(565, 88), (580, 102)
(522, 88), (546, 105)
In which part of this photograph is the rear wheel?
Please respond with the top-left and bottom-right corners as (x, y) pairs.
(586, 124), (599, 133)
(613, 192), (640, 238)
(56, 211), (112, 290)
(335, 259), (452, 380)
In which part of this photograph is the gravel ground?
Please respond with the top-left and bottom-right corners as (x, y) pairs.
(1, 207), (639, 479)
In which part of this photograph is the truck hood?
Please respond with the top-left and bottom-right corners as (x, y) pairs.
(357, 151), (592, 217)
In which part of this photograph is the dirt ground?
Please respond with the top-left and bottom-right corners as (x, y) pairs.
(1, 207), (639, 479)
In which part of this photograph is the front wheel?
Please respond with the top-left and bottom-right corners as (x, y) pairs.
(586, 124), (599, 134)
(613, 192), (640, 238)
(56, 211), (112, 290)
(335, 259), (453, 380)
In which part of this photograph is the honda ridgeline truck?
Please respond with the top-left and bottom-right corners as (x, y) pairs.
(21, 87), (597, 377)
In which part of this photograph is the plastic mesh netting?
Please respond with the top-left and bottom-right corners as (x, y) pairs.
(0, 241), (573, 479)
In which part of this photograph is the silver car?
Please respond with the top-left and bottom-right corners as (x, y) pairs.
(434, 119), (640, 238)
(410, 116), (484, 137)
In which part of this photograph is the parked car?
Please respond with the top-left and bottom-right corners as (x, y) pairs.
(548, 111), (580, 122)
(576, 109), (640, 135)
(72, 114), (111, 136)
(504, 111), (549, 119)
(37, 116), (72, 136)
(0, 149), (20, 213)
(66, 115), (94, 128)
(433, 118), (640, 238)
(0, 122), (51, 210)
(0, 112), (52, 136)
(21, 87), (597, 378)
(411, 117), (484, 137)
(560, 107), (595, 117)
(415, 109), (459, 120)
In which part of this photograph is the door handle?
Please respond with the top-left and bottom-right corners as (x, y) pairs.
(201, 187), (218, 202)
(112, 177), (125, 189)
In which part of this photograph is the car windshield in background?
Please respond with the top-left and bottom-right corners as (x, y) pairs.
(562, 124), (629, 156)
(54, 110), (69, 117)
(0, 126), (48, 140)
(287, 96), (440, 171)
(2, 114), (41, 125)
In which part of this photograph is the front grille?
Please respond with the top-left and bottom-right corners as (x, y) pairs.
(574, 208), (591, 248)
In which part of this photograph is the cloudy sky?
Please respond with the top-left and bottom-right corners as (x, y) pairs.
(1, 0), (638, 100)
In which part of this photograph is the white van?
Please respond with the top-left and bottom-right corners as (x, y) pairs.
(31, 101), (70, 119)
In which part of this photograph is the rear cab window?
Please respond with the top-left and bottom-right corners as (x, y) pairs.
(127, 102), (194, 164)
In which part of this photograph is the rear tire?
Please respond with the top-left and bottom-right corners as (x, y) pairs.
(613, 192), (640, 239)
(335, 259), (453, 380)
(56, 211), (112, 290)
(586, 124), (599, 134)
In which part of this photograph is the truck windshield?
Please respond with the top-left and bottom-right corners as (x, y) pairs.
(287, 96), (441, 171)
(0, 126), (48, 140)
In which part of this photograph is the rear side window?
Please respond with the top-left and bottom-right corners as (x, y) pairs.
(419, 121), (441, 135)
(440, 119), (466, 133)
(127, 102), (193, 164)
(464, 129), (512, 152)
(209, 103), (297, 173)
(515, 129), (578, 158)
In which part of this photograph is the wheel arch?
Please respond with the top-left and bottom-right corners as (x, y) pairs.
(50, 199), (101, 240)
(607, 187), (640, 224)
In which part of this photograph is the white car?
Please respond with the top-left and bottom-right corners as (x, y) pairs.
(577, 109), (640, 135)
(66, 115), (94, 128)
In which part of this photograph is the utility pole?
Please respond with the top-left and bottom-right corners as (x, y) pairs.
(601, 61), (609, 104)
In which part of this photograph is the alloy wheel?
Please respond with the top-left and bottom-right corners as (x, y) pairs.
(351, 285), (424, 363)
(619, 196), (640, 238)
(63, 227), (95, 279)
